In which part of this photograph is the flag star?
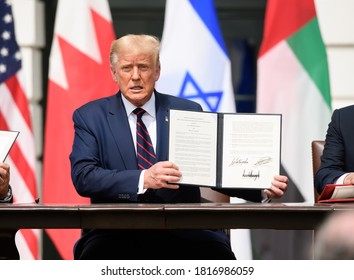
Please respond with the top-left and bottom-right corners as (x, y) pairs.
(0, 47), (8, 57)
(2, 30), (11, 40)
(179, 72), (223, 112)
(14, 50), (21, 60)
(0, 64), (7, 73)
(3, 13), (12, 24)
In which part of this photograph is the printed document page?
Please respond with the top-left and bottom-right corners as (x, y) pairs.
(0, 130), (19, 162)
(221, 114), (281, 189)
(168, 110), (218, 186)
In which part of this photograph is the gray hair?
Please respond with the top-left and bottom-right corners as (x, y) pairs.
(110, 34), (161, 69)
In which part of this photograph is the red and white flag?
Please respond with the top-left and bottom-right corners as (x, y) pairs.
(43, 0), (116, 259)
(0, 1), (39, 259)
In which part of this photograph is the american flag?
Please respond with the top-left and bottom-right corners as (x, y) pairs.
(0, 0), (39, 259)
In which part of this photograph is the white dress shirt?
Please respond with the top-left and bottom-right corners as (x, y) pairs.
(121, 94), (157, 194)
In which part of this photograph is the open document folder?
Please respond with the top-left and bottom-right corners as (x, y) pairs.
(318, 184), (354, 203)
(168, 109), (281, 189)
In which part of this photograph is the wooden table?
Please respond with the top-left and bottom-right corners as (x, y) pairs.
(0, 202), (339, 259)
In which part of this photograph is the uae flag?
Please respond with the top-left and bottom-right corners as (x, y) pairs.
(42, 0), (116, 259)
(254, 0), (332, 259)
(257, 0), (331, 203)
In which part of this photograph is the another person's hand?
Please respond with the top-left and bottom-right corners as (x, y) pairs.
(343, 173), (354, 185)
(0, 163), (10, 199)
(144, 161), (181, 190)
(263, 175), (288, 200)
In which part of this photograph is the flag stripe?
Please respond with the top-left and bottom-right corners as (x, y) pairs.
(14, 229), (41, 260)
(0, 113), (36, 198)
(0, 80), (36, 169)
(287, 18), (331, 108)
(188, 0), (227, 55)
(5, 75), (32, 128)
(259, 0), (316, 57)
(8, 143), (37, 198)
(6, 157), (35, 202)
(17, 229), (39, 259)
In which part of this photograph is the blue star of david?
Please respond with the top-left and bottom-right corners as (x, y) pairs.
(178, 72), (223, 112)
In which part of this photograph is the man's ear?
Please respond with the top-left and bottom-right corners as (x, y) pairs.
(155, 64), (161, 81)
(110, 68), (117, 82)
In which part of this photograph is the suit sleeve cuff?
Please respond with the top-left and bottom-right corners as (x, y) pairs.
(0, 185), (13, 203)
(137, 170), (147, 194)
(261, 190), (272, 203)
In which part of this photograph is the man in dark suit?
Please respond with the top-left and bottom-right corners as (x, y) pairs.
(0, 163), (12, 203)
(315, 105), (354, 193)
(70, 34), (288, 260)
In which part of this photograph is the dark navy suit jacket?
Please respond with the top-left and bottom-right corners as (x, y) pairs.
(70, 91), (265, 258)
(70, 90), (263, 204)
(315, 105), (354, 193)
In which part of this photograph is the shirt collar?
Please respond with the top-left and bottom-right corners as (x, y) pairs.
(122, 92), (156, 119)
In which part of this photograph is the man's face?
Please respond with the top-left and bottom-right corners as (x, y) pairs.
(111, 52), (160, 107)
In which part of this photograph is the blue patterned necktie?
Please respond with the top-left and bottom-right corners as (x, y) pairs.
(133, 108), (157, 169)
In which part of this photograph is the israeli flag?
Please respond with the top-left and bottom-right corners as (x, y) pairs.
(157, 0), (235, 113)
(158, 0), (252, 259)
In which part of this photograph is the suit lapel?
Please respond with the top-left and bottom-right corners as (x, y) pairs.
(107, 93), (137, 169)
(106, 92), (170, 168)
(155, 93), (169, 161)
